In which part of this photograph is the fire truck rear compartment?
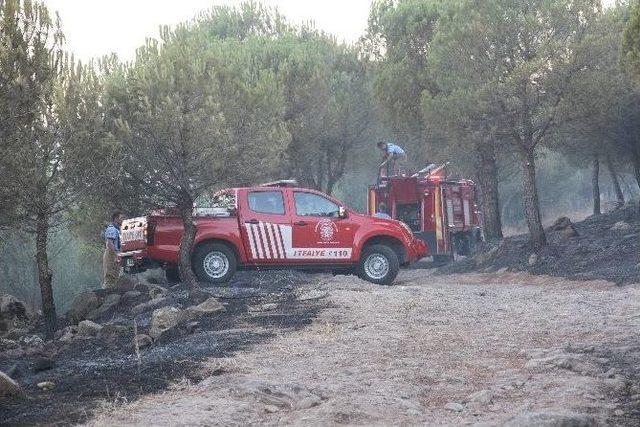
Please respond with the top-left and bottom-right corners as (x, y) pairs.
(368, 165), (482, 261)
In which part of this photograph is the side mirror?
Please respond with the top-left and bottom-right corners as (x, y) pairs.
(338, 206), (348, 219)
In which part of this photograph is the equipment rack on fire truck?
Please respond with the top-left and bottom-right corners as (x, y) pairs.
(367, 164), (482, 261)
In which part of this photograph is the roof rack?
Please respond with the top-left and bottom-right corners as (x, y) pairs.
(259, 179), (299, 188)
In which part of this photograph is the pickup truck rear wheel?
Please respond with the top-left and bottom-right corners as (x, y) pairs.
(358, 244), (399, 286)
(193, 243), (236, 284)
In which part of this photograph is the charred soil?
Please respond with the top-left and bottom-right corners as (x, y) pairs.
(440, 205), (640, 284)
(0, 272), (326, 425)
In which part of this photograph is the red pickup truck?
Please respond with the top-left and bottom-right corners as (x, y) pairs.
(119, 183), (427, 285)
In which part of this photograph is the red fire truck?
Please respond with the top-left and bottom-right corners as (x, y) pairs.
(119, 182), (427, 286)
(367, 164), (482, 262)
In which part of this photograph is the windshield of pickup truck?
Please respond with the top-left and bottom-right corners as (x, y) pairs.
(294, 191), (341, 217)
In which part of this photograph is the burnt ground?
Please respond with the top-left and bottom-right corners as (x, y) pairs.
(89, 271), (640, 426)
(439, 204), (640, 284)
(0, 272), (328, 425)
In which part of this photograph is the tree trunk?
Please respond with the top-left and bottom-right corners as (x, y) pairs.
(35, 213), (56, 338)
(476, 142), (503, 241)
(631, 147), (640, 192)
(592, 155), (601, 216)
(178, 199), (199, 292)
(631, 148), (640, 214)
(605, 155), (624, 208)
(520, 150), (546, 249)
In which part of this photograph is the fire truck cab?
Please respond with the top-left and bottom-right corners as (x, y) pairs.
(368, 164), (482, 262)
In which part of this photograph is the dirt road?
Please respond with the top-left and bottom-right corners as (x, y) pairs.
(90, 270), (640, 426)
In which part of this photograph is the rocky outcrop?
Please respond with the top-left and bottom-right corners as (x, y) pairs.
(149, 307), (183, 339)
(0, 370), (23, 399)
(88, 293), (121, 320)
(114, 275), (136, 291)
(551, 217), (573, 231)
(184, 297), (225, 320)
(550, 217), (579, 239)
(131, 297), (170, 315)
(19, 335), (44, 355)
(610, 221), (632, 232)
(78, 320), (103, 336)
(121, 290), (142, 304)
(67, 291), (100, 323)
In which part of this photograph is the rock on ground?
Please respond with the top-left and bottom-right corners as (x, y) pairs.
(0, 294), (34, 335)
(78, 320), (103, 336)
(504, 411), (595, 427)
(88, 293), (121, 320)
(19, 335), (44, 355)
(184, 297), (225, 320)
(0, 370), (23, 398)
(67, 290), (100, 323)
(445, 402), (464, 412)
(148, 286), (168, 300)
(149, 307), (183, 339)
(134, 334), (152, 349)
(131, 297), (169, 316)
(610, 221), (632, 232)
(551, 217), (574, 231)
(121, 291), (142, 304)
(467, 389), (494, 405)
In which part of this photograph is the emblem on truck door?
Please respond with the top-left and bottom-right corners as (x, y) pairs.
(316, 219), (337, 243)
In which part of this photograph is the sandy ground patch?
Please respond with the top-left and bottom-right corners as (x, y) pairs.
(90, 270), (640, 426)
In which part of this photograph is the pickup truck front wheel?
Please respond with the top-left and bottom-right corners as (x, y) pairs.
(193, 242), (237, 284)
(358, 244), (399, 286)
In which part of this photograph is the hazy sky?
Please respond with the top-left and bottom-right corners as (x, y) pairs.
(44, 0), (617, 63)
(44, 0), (373, 62)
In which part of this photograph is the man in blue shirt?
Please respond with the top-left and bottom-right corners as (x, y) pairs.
(103, 210), (124, 288)
(377, 141), (407, 176)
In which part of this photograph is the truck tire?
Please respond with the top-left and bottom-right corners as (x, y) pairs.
(358, 244), (399, 286)
(165, 267), (180, 283)
(192, 242), (237, 284)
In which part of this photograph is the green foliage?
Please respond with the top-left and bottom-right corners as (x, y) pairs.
(104, 22), (289, 211)
(0, 0), (61, 227)
(191, 5), (378, 194)
(556, 4), (640, 166)
(622, 1), (640, 82)
(364, 0), (443, 160)
(273, 32), (373, 193)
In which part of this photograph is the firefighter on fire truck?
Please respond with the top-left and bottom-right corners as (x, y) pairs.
(377, 141), (407, 176)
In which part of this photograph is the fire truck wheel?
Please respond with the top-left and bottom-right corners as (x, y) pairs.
(165, 267), (180, 283)
(358, 244), (399, 286)
(193, 242), (237, 284)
